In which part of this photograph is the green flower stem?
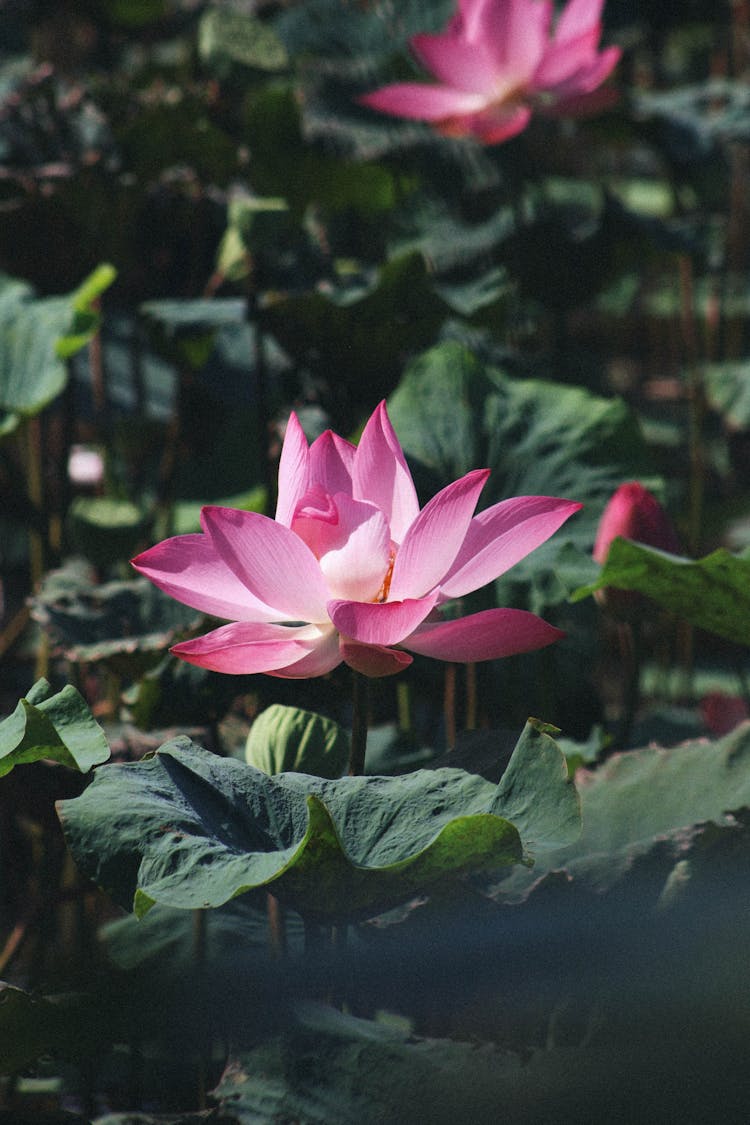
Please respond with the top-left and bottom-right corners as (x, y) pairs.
(348, 670), (370, 776)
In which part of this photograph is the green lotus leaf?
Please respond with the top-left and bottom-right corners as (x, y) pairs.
(58, 720), (579, 923)
(502, 721), (750, 900)
(572, 537), (750, 645)
(0, 265), (115, 435)
(0, 679), (110, 779)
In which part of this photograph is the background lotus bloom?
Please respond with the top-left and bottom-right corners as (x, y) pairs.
(593, 482), (681, 565)
(359, 0), (621, 144)
(132, 403), (580, 678)
(593, 481), (681, 617)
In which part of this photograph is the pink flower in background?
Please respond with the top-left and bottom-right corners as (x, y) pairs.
(593, 481), (681, 618)
(359, 0), (621, 144)
(132, 403), (580, 678)
(593, 482), (681, 566)
(700, 692), (749, 738)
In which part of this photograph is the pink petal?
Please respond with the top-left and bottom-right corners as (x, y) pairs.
(455, 0), (485, 40)
(388, 469), (489, 601)
(411, 30), (503, 95)
(552, 45), (621, 98)
(328, 592), (439, 647)
(316, 494), (392, 603)
(445, 102), (532, 143)
(340, 639), (413, 678)
(554, 0), (604, 43)
(353, 402), (420, 544)
(309, 430), (356, 497)
(359, 82), (489, 123)
(132, 534), (277, 623)
(201, 506), (329, 623)
(481, 0), (553, 76)
(403, 608), (564, 662)
(171, 622), (324, 675)
(439, 496), (582, 600)
(538, 76), (620, 117)
(267, 626), (343, 679)
(533, 27), (600, 89)
(275, 412), (310, 528)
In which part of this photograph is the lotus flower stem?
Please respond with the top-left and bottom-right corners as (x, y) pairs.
(267, 892), (287, 959)
(349, 670), (370, 775)
(444, 663), (457, 749)
(465, 662), (477, 730)
(617, 618), (642, 749)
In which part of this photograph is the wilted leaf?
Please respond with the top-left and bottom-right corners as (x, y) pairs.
(0, 679), (109, 778)
(264, 253), (451, 404)
(58, 720), (578, 923)
(32, 564), (201, 668)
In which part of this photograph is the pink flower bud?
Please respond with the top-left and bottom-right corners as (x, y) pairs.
(593, 482), (681, 618)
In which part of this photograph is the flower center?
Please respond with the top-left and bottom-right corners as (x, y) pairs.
(374, 550), (396, 603)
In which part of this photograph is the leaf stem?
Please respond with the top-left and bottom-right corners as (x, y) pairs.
(349, 670), (369, 776)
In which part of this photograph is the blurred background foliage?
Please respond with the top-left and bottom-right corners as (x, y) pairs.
(1, 0), (749, 738)
(2, 1), (750, 1118)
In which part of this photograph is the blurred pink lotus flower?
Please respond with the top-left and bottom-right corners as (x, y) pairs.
(132, 403), (580, 678)
(700, 692), (749, 738)
(359, 0), (621, 144)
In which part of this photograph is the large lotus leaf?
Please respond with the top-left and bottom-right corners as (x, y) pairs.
(572, 537), (750, 645)
(0, 678), (109, 778)
(0, 264), (115, 434)
(387, 342), (650, 613)
(504, 721), (750, 898)
(210, 991), (750, 1125)
(246, 704), (350, 778)
(243, 85), (400, 219)
(275, 0), (451, 58)
(263, 252), (451, 404)
(117, 100), (238, 185)
(58, 720), (579, 923)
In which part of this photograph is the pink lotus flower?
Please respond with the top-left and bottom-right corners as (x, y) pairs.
(359, 0), (621, 144)
(132, 403), (580, 678)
